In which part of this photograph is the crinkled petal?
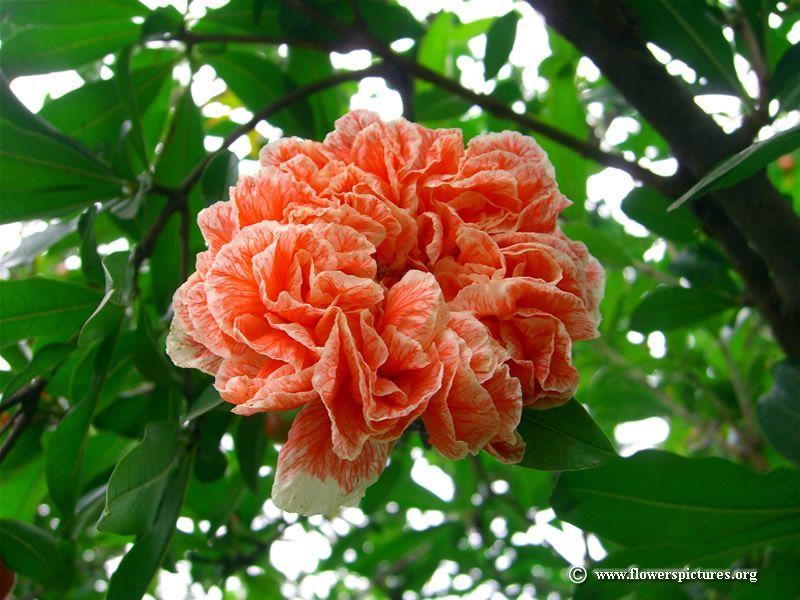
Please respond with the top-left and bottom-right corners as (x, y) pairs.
(272, 400), (392, 515)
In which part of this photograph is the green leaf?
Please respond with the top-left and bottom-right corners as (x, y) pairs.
(628, 0), (739, 93)
(758, 360), (800, 467)
(670, 125), (800, 210)
(45, 331), (119, 517)
(0, 519), (74, 590)
(668, 244), (738, 294)
(359, 1), (424, 44)
(0, 85), (124, 223)
(78, 206), (105, 286)
(414, 88), (471, 122)
(201, 150), (238, 206)
(98, 422), (181, 535)
(194, 412), (230, 483)
(141, 5), (184, 41)
(484, 11), (519, 79)
(0, 14), (140, 77)
(629, 285), (735, 333)
(517, 400), (616, 471)
(39, 61), (172, 152)
(2, 342), (73, 399)
(0, 278), (103, 344)
(148, 88), (205, 309)
(78, 251), (132, 347)
(183, 386), (224, 422)
(235, 415), (266, 492)
(621, 187), (699, 243)
(106, 449), (193, 600)
(154, 89), (206, 188)
(417, 12), (456, 91)
(772, 44), (800, 111)
(551, 450), (800, 554)
(203, 50), (313, 138)
(286, 48), (347, 139)
(535, 30), (593, 206)
(0, 456), (47, 522)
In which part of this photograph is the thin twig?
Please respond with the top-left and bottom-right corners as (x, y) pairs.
(0, 378), (44, 463)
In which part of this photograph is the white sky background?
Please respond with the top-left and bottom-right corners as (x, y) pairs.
(2, 0), (799, 598)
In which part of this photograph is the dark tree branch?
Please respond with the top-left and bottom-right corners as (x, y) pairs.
(528, 0), (800, 356)
(0, 378), (44, 463)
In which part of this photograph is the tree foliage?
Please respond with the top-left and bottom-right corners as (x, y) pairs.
(0, 0), (799, 598)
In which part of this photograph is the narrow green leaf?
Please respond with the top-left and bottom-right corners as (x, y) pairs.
(670, 125), (800, 210)
(78, 251), (132, 348)
(45, 331), (119, 517)
(98, 422), (181, 536)
(551, 450), (800, 551)
(517, 400), (616, 471)
(484, 11), (519, 79)
(758, 360), (800, 467)
(0, 519), (74, 590)
(106, 449), (193, 600)
(115, 47), (148, 166)
(78, 206), (105, 286)
(629, 285), (735, 333)
(0, 278), (103, 344)
(417, 12), (455, 90)
(236, 415), (266, 492)
(183, 386), (224, 422)
(621, 186), (699, 243)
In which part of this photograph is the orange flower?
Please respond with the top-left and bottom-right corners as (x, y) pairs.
(166, 111), (604, 515)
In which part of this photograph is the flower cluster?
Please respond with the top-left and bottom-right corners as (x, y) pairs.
(167, 111), (604, 515)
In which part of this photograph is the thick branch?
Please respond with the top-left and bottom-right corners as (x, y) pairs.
(132, 63), (387, 270)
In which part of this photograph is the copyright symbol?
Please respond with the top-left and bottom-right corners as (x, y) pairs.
(568, 565), (588, 584)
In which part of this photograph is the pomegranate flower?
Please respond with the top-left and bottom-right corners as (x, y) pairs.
(166, 110), (604, 515)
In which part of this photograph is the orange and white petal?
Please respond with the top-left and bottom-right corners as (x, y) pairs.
(484, 432), (526, 464)
(205, 221), (279, 335)
(312, 310), (372, 460)
(232, 167), (322, 227)
(232, 366), (317, 415)
(198, 201), (239, 256)
(323, 110), (384, 160)
(450, 278), (598, 341)
(381, 270), (449, 347)
(308, 271), (384, 311)
(272, 400), (392, 515)
(165, 315), (221, 375)
(233, 314), (316, 369)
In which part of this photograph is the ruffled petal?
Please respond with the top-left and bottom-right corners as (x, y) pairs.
(272, 400), (392, 515)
